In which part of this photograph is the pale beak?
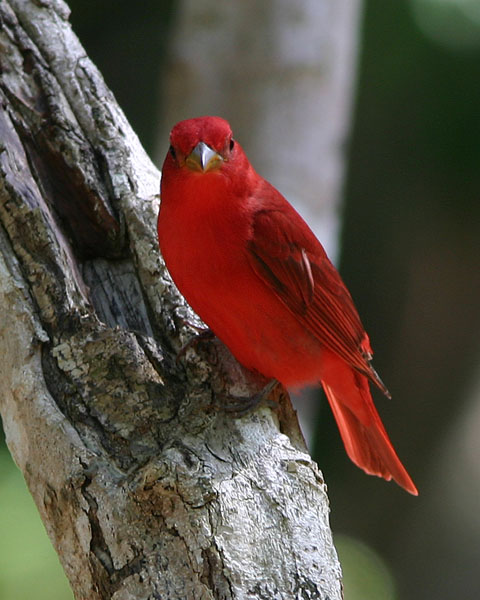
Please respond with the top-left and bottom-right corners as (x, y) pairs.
(186, 142), (223, 172)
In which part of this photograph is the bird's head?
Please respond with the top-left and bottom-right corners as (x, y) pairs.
(166, 116), (237, 174)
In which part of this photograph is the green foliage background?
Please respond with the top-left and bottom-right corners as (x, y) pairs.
(0, 449), (73, 599)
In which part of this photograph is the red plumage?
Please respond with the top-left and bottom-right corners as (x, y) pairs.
(158, 116), (417, 495)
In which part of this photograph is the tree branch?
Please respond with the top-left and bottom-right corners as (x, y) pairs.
(0, 1), (343, 598)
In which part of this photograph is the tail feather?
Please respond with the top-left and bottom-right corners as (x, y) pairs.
(322, 374), (418, 495)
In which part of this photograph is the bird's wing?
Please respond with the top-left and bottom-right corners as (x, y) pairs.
(247, 207), (389, 395)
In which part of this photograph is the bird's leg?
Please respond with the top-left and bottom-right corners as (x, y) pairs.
(180, 318), (210, 334)
(176, 323), (214, 364)
(219, 378), (281, 416)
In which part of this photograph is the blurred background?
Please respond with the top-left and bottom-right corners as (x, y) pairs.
(1, 1), (479, 598)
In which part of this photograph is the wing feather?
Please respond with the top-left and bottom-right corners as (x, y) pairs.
(248, 207), (388, 394)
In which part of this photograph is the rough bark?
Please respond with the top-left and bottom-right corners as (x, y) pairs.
(0, 1), (343, 599)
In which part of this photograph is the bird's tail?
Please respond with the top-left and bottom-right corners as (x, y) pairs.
(321, 363), (417, 495)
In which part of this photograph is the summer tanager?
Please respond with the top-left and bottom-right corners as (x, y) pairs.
(158, 116), (417, 495)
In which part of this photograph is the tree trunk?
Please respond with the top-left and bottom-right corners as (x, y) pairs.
(0, 2), (342, 599)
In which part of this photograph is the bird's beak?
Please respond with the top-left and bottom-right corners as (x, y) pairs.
(186, 142), (223, 172)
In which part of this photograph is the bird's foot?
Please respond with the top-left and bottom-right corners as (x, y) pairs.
(219, 379), (281, 417)
(176, 325), (214, 364)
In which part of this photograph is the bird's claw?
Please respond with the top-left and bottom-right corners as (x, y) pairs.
(219, 378), (281, 417)
(176, 326), (214, 364)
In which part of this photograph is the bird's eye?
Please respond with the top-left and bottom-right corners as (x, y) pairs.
(229, 138), (235, 151)
(169, 145), (176, 159)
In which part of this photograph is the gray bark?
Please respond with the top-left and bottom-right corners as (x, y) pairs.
(0, 1), (342, 599)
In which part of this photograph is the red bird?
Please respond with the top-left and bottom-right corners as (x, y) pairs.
(158, 116), (417, 495)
